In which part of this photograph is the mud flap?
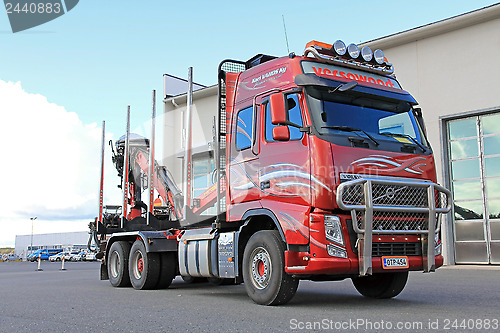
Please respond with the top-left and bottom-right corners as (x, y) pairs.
(100, 262), (109, 280)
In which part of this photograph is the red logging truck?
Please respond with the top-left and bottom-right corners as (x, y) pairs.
(90, 40), (451, 305)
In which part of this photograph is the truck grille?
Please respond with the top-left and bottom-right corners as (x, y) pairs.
(342, 183), (428, 207)
(356, 211), (429, 232)
(372, 242), (422, 257)
(338, 178), (450, 234)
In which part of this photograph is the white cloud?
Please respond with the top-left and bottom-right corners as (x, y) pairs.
(0, 79), (121, 247)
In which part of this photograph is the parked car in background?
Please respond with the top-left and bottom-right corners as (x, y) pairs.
(7, 254), (19, 261)
(85, 252), (96, 261)
(28, 249), (62, 261)
(49, 252), (70, 262)
(69, 251), (83, 261)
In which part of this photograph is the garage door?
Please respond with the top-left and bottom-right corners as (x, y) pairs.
(447, 112), (500, 264)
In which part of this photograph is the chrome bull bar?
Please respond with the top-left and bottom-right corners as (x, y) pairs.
(336, 178), (451, 276)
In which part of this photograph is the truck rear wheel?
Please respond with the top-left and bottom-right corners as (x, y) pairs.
(129, 240), (160, 290)
(352, 271), (408, 299)
(108, 241), (131, 287)
(242, 230), (299, 305)
(156, 252), (177, 289)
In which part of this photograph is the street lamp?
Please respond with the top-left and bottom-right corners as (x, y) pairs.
(30, 217), (37, 255)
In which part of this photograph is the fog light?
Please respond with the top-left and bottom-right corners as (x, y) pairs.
(324, 215), (344, 246)
(361, 46), (373, 62)
(332, 40), (347, 56)
(347, 43), (360, 59)
(327, 244), (348, 258)
(373, 49), (385, 65)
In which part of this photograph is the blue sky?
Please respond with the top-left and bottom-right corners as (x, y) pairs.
(1, 0), (499, 247)
(1, 0), (498, 135)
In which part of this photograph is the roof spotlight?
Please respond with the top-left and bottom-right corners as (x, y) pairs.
(373, 49), (385, 65)
(332, 40), (346, 56)
(361, 46), (373, 62)
(347, 43), (360, 59)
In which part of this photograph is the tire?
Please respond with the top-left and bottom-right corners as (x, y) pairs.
(352, 271), (409, 299)
(56, 258), (61, 262)
(129, 240), (160, 290)
(242, 230), (299, 305)
(156, 252), (177, 289)
(108, 241), (131, 287)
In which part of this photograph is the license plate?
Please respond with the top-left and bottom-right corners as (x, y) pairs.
(382, 256), (409, 269)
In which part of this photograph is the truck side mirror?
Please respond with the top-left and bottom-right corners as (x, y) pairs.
(413, 107), (427, 135)
(272, 125), (290, 141)
(270, 93), (287, 125)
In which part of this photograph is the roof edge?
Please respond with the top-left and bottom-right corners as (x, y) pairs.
(163, 84), (218, 106)
(362, 3), (500, 49)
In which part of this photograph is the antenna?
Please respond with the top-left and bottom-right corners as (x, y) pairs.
(282, 14), (290, 54)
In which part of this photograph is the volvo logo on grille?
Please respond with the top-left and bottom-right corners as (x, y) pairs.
(385, 187), (396, 200)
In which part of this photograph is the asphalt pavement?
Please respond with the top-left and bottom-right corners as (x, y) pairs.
(0, 261), (499, 332)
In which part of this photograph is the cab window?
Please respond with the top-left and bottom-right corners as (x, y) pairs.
(236, 106), (253, 150)
(265, 94), (303, 142)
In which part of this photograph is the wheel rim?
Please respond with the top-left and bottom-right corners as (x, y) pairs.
(250, 247), (271, 290)
(131, 251), (144, 280)
(109, 251), (120, 279)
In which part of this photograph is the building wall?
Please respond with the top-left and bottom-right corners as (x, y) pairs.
(162, 86), (218, 194)
(366, 16), (500, 183)
(364, 6), (500, 264)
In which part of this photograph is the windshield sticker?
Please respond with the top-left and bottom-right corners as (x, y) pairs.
(302, 61), (401, 89)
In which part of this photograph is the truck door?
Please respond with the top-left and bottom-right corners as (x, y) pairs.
(258, 92), (311, 244)
(228, 105), (262, 217)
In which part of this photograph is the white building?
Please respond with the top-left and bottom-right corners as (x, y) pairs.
(162, 4), (500, 265)
(363, 3), (500, 265)
(15, 231), (89, 260)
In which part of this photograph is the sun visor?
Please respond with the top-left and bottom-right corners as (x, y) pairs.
(295, 73), (417, 105)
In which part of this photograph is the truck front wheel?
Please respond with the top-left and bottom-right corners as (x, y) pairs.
(242, 230), (299, 305)
(352, 271), (408, 299)
(108, 241), (131, 287)
(129, 240), (160, 290)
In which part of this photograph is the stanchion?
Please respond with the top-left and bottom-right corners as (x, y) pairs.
(60, 256), (66, 271)
(36, 254), (43, 271)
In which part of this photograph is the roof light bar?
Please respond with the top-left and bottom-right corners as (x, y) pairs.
(303, 40), (394, 75)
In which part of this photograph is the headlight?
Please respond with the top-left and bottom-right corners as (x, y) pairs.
(324, 215), (344, 246)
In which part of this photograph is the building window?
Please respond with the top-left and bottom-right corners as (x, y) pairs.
(447, 112), (500, 264)
(192, 155), (215, 215)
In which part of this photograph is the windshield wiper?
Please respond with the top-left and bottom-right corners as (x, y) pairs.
(322, 126), (379, 146)
(380, 132), (427, 152)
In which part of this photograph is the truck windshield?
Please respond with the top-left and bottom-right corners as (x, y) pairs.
(305, 86), (427, 148)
